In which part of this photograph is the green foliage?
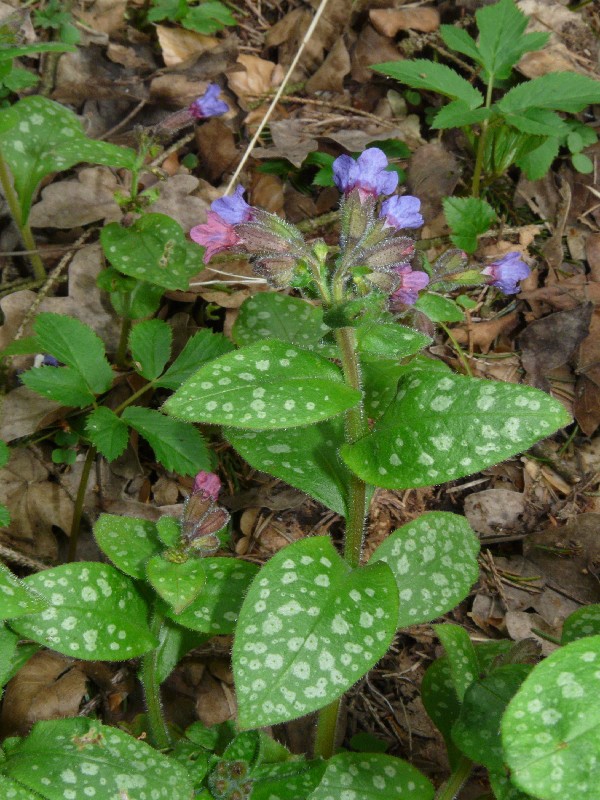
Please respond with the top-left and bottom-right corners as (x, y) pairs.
(33, 0), (81, 45)
(155, 328), (234, 389)
(146, 554), (206, 613)
(356, 321), (431, 358)
(233, 293), (330, 350)
(129, 319), (173, 381)
(0, 563), (48, 619)
(414, 293), (465, 322)
(85, 407), (129, 461)
(443, 197), (497, 253)
(95, 514), (162, 578)
(562, 604), (600, 645)
(147, 0), (236, 34)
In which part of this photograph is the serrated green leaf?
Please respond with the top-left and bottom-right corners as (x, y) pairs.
(21, 366), (95, 407)
(164, 339), (361, 430)
(0, 96), (135, 222)
(369, 512), (479, 627)
(308, 752), (433, 800)
(356, 322), (431, 359)
(9, 562), (157, 660)
(232, 293), (330, 350)
(101, 213), (205, 290)
(515, 136), (560, 180)
(155, 328), (235, 390)
(341, 371), (569, 489)
(414, 294), (464, 323)
(434, 623), (479, 702)
(372, 59), (483, 109)
(166, 557), (258, 634)
(0, 504), (10, 527)
(562, 604), (600, 645)
(439, 25), (481, 63)
(233, 536), (398, 728)
(498, 72), (600, 116)
(0, 562), (48, 619)
(432, 101), (492, 130)
(121, 406), (211, 476)
(129, 319), (173, 381)
(503, 108), (568, 137)
(108, 277), (164, 320)
(443, 196), (497, 253)
(225, 418), (351, 517)
(85, 407), (129, 461)
(183, 0), (236, 34)
(0, 335), (41, 357)
(452, 664), (531, 770)
(0, 42), (76, 62)
(94, 514), (162, 578)
(146, 554), (205, 613)
(502, 635), (600, 800)
(2, 718), (193, 800)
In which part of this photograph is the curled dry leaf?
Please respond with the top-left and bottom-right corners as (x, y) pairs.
(305, 37), (351, 94)
(452, 311), (520, 354)
(369, 7), (440, 37)
(227, 54), (282, 111)
(148, 173), (209, 232)
(29, 167), (121, 229)
(155, 24), (219, 67)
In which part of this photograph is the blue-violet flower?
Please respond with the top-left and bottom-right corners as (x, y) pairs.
(481, 252), (530, 295)
(211, 185), (254, 225)
(390, 266), (430, 307)
(381, 195), (424, 229)
(188, 83), (229, 120)
(333, 147), (398, 201)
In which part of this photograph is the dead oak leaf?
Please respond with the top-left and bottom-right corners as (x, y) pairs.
(29, 167), (121, 229)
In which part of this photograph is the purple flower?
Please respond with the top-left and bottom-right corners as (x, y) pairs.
(211, 185), (254, 224)
(390, 266), (430, 307)
(190, 211), (241, 263)
(333, 147), (398, 201)
(381, 195), (424, 229)
(482, 252), (530, 295)
(188, 84), (229, 120)
(193, 471), (222, 501)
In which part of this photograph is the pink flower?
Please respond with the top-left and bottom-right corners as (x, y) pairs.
(190, 211), (241, 264)
(390, 266), (430, 307)
(192, 471), (222, 501)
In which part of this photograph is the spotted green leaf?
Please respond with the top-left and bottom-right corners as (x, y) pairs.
(1, 718), (193, 800)
(166, 557), (259, 634)
(0, 776), (41, 799)
(233, 536), (398, 729)
(94, 514), (162, 578)
(233, 293), (330, 350)
(0, 440), (9, 467)
(362, 357), (451, 422)
(356, 322), (431, 359)
(490, 772), (535, 800)
(85, 407), (129, 461)
(0, 562), (49, 619)
(146, 554), (206, 613)
(452, 664), (531, 771)
(9, 562), (157, 660)
(0, 96), (135, 223)
(225, 419), (352, 517)
(502, 635), (600, 800)
(421, 656), (463, 769)
(369, 512), (479, 627)
(342, 372), (569, 489)
(561, 604), (600, 645)
(434, 624), (479, 702)
(101, 213), (205, 290)
(164, 340), (361, 430)
(307, 752), (434, 800)
(129, 318), (173, 381)
(252, 760), (326, 800)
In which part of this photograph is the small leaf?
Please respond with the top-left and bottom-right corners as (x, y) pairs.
(0, 562), (48, 619)
(562, 604), (600, 645)
(502, 635), (600, 800)
(515, 136), (560, 181)
(434, 623), (479, 702)
(443, 197), (497, 254)
(146, 554), (206, 613)
(572, 152), (594, 174)
(372, 59), (483, 110)
(490, 772), (534, 800)
(129, 319), (173, 381)
(308, 752), (434, 800)
(356, 322), (431, 359)
(498, 72), (600, 115)
(101, 213), (205, 290)
(94, 514), (162, 578)
(166, 557), (259, 634)
(0, 627), (39, 688)
(233, 536), (398, 728)
(432, 101), (492, 130)
(121, 406), (211, 476)
(164, 340), (361, 430)
(341, 371), (569, 490)
(2, 718), (193, 800)
(369, 512), (480, 627)
(9, 563), (158, 660)
(155, 329), (235, 390)
(414, 293), (465, 322)
(439, 25), (481, 63)
(21, 366), (95, 408)
(233, 293), (330, 350)
(85, 407), (129, 461)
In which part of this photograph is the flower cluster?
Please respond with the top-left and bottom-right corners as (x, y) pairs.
(190, 186), (254, 263)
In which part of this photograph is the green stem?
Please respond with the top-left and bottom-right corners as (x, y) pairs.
(313, 697), (341, 759)
(471, 79), (494, 199)
(115, 310), (132, 370)
(113, 381), (154, 416)
(435, 756), (473, 800)
(67, 445), (97, 562)
(0, 149), (46, 281)
(140, 608), (172, 749)
(439, 322), (473, 377)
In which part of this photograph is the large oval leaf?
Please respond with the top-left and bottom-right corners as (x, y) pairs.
(164, 340), (361, 430)
(9, 563), (157, 660)
(233, 293), (330, 349)
(502, 635), (600, 800)
(233, 536), (398, 729)
(94, 514), (162, 579)
(369, 512), (479, 627)
(0, 562), (48, 619)
(342, 371), (569, 488)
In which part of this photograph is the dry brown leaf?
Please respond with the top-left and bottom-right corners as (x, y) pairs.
(252, 120), (319, 168)
(106, 42), (153, 70)
(227, 54), (282, 111)
(29, 167), (121, 229)
(505, 611), (559, 656)
(452, 311), (520, 353)
(369, 8), (440, 37)
(464, 489), (525, 536)
(251, 174), (285, 215)
(351, 23), (402, 83)
(305, 37), (351, 94)
(408, 142), (460, 220)
(195, 118), (238, 182)
(195, 672), (236, 726)
(0, 387), (63, 442)
(78, 0), (130, 37)
(155, 24), (218, 67)
(149, 173), (209, 231)
(54, 47), (145, 105)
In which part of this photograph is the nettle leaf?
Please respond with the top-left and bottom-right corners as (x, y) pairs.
(101, 213), (205, 290)
(439, 25), (481, 63)
(164, 340), (361, 430)
(562, 604), (600, 645)
(225, 419), (352, 518)
(2, 718), (193, 800)
(414, 293), (464, 323)
(166, 557), (259, 634)
(146, 554), (205, 613)
(233, 293), (330, 350)
(452, 664), (531, 771)
(308, 752), (434, 800)
(129, 319), (173, 381)
(432, 101), (492, 130)
(502, 635), (600, 800)
(372, 59), (483, 110)
(498, 72), (600, 116)
(341, 371), (569, 490)
(434, 624), (479, 702)
(21, 366), (95, 408)
(443, 197), (497, 254)
(94, 514), (162, 578)
(155, 328), (234, 390)
(369, 512), (480, 627)
(155, 620), (208, 685)
(356, 322), (431, 359)
(121, 406), (211, 476)
(0, 562), (48, 619)
(233, 536), (398, 729)
(85, 407), (129, 461)
(9, 562), (157, 660)
(515, 136), (560, 181)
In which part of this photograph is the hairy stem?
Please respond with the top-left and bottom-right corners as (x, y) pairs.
(0, 149), (46, 281)
(140, 609), (171, 750)
(67, 445), (97, 562)
(434, 756), (473, 800)
(471, 79), (495, 199)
